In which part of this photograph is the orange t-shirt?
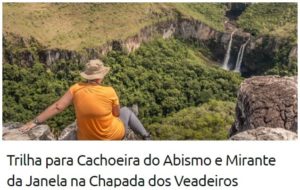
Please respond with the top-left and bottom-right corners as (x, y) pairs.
(69, 83), (125, 140)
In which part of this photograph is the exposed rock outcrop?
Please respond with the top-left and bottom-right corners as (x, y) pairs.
(2, 19), (247, 68)
(57, 122), (142, 140)
(3, 122), (142, 140)
(230, 127), (297, 140)
(39, 49), (82, 67)
(289, 46), (297, 62)
(58, 122), (77, 140)
(4, 17), (296, 77)
(3, 122), (55, 140)
(230, 76), (297, 140)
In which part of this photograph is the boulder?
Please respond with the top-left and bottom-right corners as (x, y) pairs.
(230, 76), (297, 140)
(58, 122), (77, 140)
(3, 122), (55, 140)
(57, 121), (142, 140)
(124, 128), (143, 140)
(230, 127), (297, 140)
(57, 105), (142, 140)
(3, 121), (142, 140)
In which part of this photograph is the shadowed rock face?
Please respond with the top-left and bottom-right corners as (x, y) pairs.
(4, 17), (296, 78)
(225, 3), (249, 21)
(230, 76), (297, 140)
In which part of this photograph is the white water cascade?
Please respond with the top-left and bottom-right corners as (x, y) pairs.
(222, 30), (236, 70)
(234, 38), (250, 72)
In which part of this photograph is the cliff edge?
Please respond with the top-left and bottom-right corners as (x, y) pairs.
(3, 122), (141, 140)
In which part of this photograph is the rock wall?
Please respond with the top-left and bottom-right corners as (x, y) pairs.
(2, 18), (245, 67)
(230, 76), (297, 140)
(241, 37), (295, 76)
(4, 17), (296, 77)
(3, 122), (142, 141)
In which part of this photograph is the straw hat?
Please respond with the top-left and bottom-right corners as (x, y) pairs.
(80, 59), (110, 80)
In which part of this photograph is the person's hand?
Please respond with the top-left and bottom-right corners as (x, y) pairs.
(19, 121), (36, 133)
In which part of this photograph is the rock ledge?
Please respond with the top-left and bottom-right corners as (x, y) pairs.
(230, 76), (297, 140)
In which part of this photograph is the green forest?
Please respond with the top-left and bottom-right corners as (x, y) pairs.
(237, 3), (297, 40)
(3, 38), (242, 139)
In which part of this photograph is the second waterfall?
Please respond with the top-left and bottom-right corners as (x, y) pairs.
(222, 30), (236, 70)
(234, 38), (250, 72)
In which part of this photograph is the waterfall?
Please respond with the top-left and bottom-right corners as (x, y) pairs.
(222, 30), (236, 70)
(234, 38), (250, 72)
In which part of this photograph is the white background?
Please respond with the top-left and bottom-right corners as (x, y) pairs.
(0, 141), (299, 189)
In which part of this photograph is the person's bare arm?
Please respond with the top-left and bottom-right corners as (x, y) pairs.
(19, 91), (73, 133)
(112, 105), (120, 117)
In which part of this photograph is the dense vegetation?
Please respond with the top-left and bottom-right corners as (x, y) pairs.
(172, 3), (227, 31)
(264, 41), (297, 76)
(3, 38), (242, 139)
(147, 100), (235, 140)
(237, 3), (297, 42)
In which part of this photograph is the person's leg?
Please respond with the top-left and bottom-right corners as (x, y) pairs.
(119, 107), (150, 139)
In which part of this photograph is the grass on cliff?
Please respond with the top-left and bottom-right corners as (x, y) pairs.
(3, 3), (227, 50)
(3, 3), (176, 50)
(237, 3), (297, 42)
(4, 3), (297, 50)
(171, 3), (227, 31)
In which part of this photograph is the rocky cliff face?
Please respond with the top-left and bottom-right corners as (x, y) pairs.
(3, 17), (296, 77)
(1, 18), (237, 67)
(241, 37), (296, 76)
(3, 32), (84, 67)
(230, 76), (297, 140)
